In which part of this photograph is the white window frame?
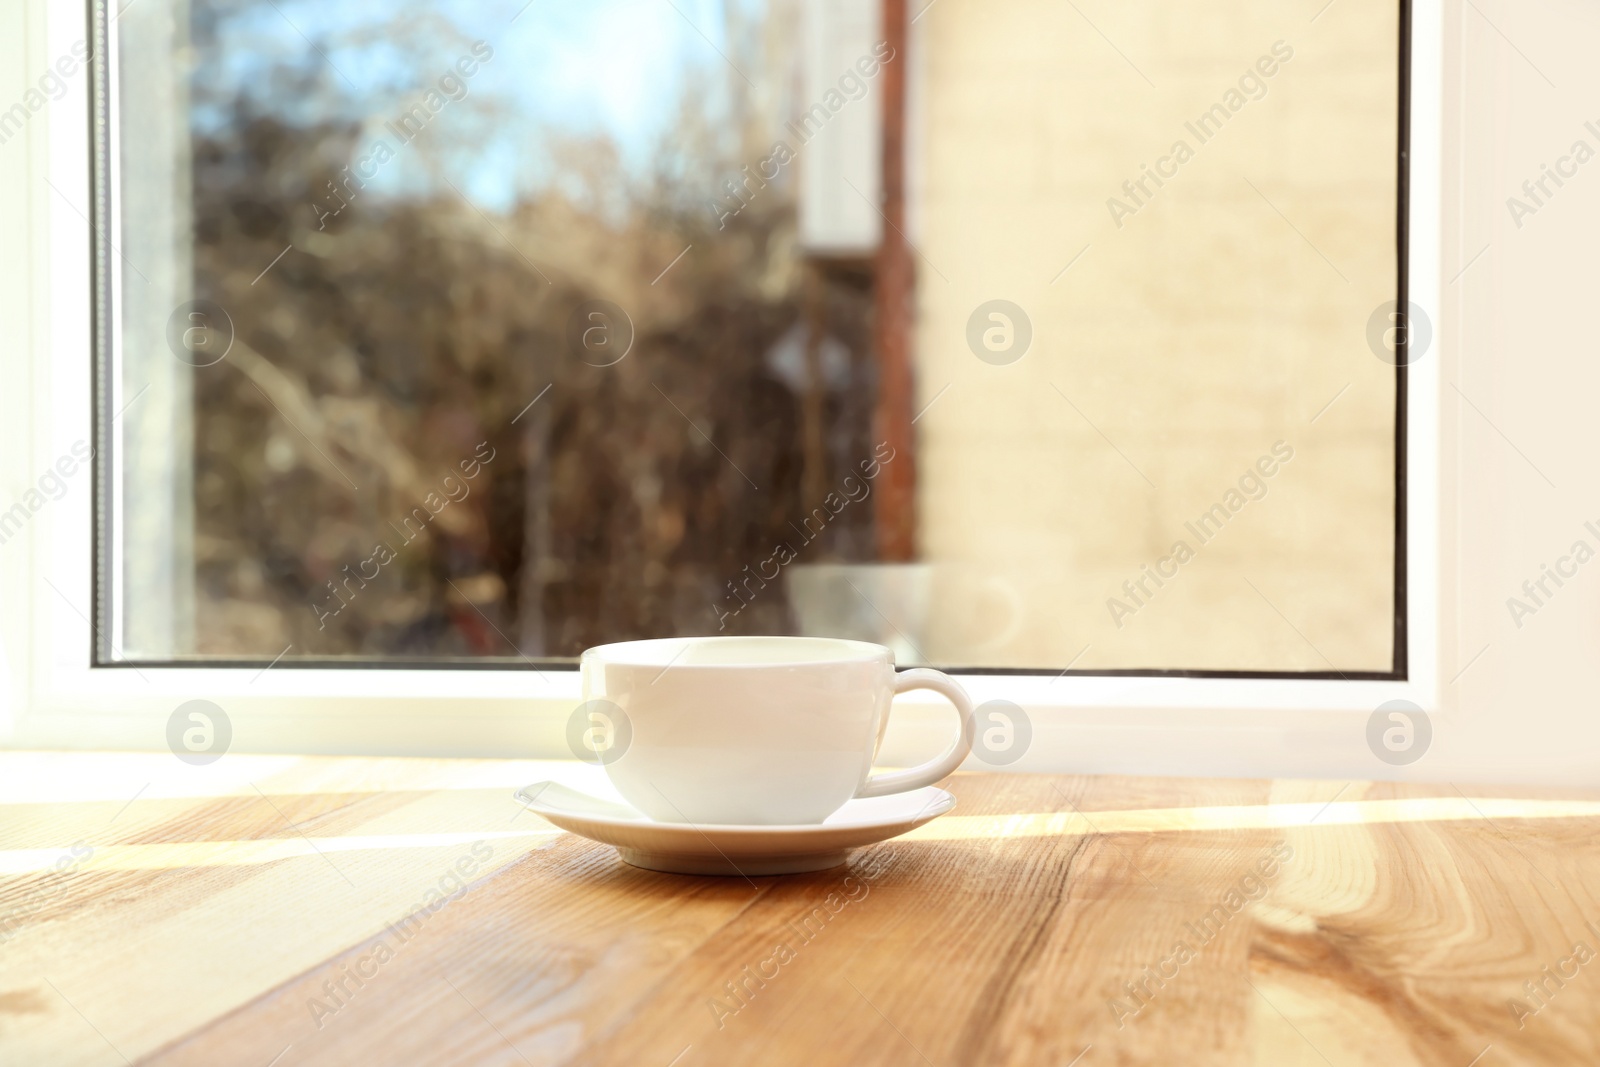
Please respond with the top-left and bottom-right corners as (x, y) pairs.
(2, 0), (1454, 778)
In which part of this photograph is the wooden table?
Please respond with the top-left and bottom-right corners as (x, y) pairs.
(3, 752), (1599, 1066)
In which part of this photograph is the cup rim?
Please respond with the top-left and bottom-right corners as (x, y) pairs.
(580, 635), (892, 668)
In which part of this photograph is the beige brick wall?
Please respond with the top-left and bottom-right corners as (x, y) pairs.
(911, 0), (1399, 670)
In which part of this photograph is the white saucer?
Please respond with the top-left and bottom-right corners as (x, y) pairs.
(513, 781), (956, 876)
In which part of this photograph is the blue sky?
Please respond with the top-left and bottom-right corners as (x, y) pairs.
(194, 0), (773, 210)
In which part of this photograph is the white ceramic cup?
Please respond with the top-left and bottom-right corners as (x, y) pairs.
(579, 636), (975, 825)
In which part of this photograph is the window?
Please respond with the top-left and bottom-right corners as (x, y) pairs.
(91, 0), (1415, 678)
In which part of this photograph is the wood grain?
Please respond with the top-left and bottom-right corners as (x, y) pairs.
(2, 754), (1598, 1066)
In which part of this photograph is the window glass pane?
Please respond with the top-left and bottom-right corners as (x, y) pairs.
(103, 0), (1403, 672)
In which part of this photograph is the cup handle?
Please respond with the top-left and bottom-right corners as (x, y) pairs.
(854, 668), (975, 798)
